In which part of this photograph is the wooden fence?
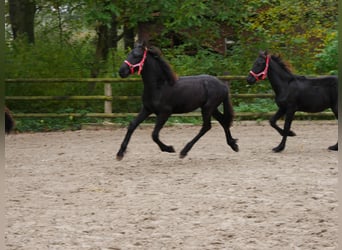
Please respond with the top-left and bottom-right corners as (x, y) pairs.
(5, 77), (334, 120)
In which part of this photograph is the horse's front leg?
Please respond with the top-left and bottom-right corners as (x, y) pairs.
(152, 113), (175, 153)
(270, 108), (296, 136)
(273, 111), (295, 152)
(116, 108), (151, 160)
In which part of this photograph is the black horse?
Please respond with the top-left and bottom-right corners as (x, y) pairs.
(247, 51), (338, 152)
(116, 42), (238, 160)
(5, 107), (15, 134)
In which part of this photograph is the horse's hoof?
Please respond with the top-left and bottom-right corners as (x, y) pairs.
(179, 153), (187, 159)
(116, 153), (124, 161)
(162, 145), (176, 153)
(328, 145), (338, 151)
(231, 144), (239, 152)
(168, 146), (176, 153)
(281, 130), (296, 136)
(288, 131), (296, 136)
(272, 146), (284, 153)
(179, 149), (188, 158)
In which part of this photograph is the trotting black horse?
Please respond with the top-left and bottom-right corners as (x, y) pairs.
(116, 42), (239, 160)
(247, 51), (338, 152)
(5, 107), (15, 134)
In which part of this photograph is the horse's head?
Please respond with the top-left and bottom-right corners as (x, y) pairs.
(119, 42), (148, 78)
(247, 51), (270, 84)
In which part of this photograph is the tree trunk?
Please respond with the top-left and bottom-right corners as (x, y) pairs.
(89, 8), (119, 93)
(8, 0), (36, 43)
(89, 23), (109, 93)
(137, 20), (163, 46)
(90, 23), (109, 77)
(109, 15), (118, 49)
(124, 25), (135, 50)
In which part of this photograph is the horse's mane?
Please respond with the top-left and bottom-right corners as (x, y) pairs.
(270, 54), (294, 75)
(148, 46), (178, 86)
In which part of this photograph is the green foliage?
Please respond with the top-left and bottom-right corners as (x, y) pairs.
(5, 0), (338, 131)
(85, 0), (120, 25)
(5, 36), (95, 111)
(314, 32), (337, 75)
(234, 98), (277, 113)
(14, 116), (103, 132)
(5, 38), (91, 78)
(242, 0), (337, 74)
(165, 47), (231, 76)
(6, 0), (337, 78)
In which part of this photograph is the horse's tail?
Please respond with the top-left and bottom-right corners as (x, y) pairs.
(5, 107), (15, 134)
(223, 94), (234, 128)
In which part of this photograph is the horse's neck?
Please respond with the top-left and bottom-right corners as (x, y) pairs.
(268, 61), (294, 96)
(141, 58), (165, 90)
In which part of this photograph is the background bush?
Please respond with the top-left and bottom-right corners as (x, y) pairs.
(5, 0), (337, 131)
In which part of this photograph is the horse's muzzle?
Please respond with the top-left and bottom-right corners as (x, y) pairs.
(119, 64), (130, 78)
(246, 74), (257, 84)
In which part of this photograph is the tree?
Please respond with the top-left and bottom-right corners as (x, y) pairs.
(8, 0), (36, 43)
(85, 0), (121, 93)
(122, 0), (243, 52)
(241, 0), (337, 72)
(4, 0), (338, 78)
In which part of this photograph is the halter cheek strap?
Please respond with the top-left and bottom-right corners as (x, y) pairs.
(124, 49), (147, 75)
(249, 55), (270, 81)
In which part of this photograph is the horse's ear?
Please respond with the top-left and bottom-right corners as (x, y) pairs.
(149, 46), (162, 57)
(259, 50), (265, 57)
(140, 40), (150, 48)
(259, 50), (268, 58)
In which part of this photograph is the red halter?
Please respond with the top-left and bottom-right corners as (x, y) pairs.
(124, 49), (147, 75)
(249, 55), (270, 81)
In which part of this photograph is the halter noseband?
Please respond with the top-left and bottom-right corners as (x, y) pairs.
(124, 49), (147, 75)
(249, 55), (270, 81)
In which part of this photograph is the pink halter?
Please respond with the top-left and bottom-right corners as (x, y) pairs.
(249, 55), (270, 81)
(124, 49), (147, 75)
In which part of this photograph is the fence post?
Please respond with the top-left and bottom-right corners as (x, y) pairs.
(104, 82), (112, 121)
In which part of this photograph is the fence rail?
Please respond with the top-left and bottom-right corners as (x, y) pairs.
(5, 77), (334, 120)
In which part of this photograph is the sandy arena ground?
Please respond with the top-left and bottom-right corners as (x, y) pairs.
(5, 120), (338, 250)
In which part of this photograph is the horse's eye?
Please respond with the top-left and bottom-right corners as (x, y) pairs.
(256, 59), (265, 66)
(132, 49), (143, 58)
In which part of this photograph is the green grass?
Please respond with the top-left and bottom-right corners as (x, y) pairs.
(234, 98), (277, 113)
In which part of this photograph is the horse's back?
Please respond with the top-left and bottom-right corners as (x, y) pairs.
(300, 75), (337, 88)
(165, 75), (228, 113)
(178, 74), (221, 83)
(178, 74), (228, 98)
(291, 75), (337, 112)
(178, 74), (228, 92)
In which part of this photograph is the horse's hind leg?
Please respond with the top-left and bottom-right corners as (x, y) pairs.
(270, 108), (296, 136)
(152, 113), (175, 153)
(116, 107), (151, 160)
(212, 109), (239, 152)
(273, 111), (295, 152)
(180, 109), (212, 158)
(328, 105), (338, 151)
